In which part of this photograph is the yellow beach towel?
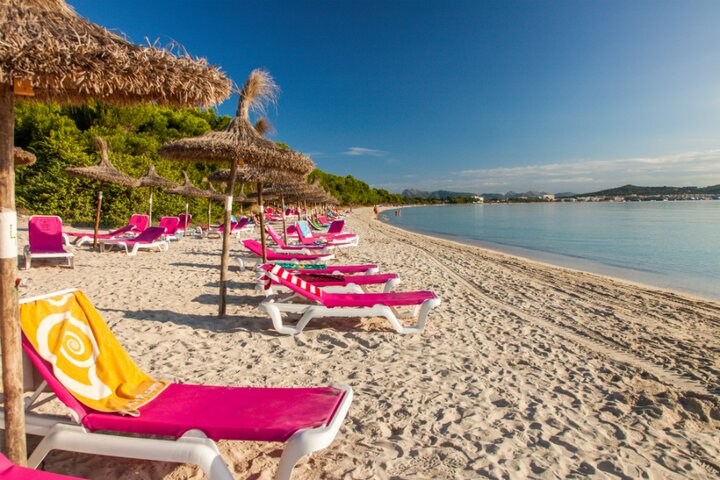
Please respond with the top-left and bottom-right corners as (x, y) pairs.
(20, 290), (167, 415)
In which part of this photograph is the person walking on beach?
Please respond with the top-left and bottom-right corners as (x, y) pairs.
(373, 205), (379, 219)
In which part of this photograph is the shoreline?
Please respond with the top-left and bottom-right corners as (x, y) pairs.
(12, 210), (720, 479)
(377, 204), (720, 304)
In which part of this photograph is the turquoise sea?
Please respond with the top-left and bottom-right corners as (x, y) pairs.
(380, 201), (720, 301)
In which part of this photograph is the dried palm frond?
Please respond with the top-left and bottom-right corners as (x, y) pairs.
(159, 69), (314, 176)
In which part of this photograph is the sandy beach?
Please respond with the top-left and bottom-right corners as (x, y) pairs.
(12, 208), (720, 479)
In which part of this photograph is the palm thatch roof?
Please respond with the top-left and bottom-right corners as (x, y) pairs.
(206, 181), (245, 202)
(206, 165), (306, 185)
(138, 164), (177, 189)
(13, 147), (35, 167)
(158, 69), (314, 175)
(65, 137), (139, 187)
(166, 170), (223, 200)
(1, 0), (231, 106)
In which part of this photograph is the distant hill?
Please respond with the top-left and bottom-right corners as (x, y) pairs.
(555, 192), (577, 198)
(506, 190), (550, 199)
(402, 189), (477, 199)
(581, 184), (720, 197)
(480, 192), (506, 200)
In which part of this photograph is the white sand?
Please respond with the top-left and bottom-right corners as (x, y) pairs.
(10, 208), (720, 479)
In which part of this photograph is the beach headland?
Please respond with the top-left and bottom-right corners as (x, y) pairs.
(12, 208), (720, 479)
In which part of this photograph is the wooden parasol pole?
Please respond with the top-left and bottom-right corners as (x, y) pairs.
(257, 182), (267, 263)
(207, 197), (212, 235)
(218, 159), (239, 317)
(184, 197), (189, 234)
(148, 186), (154, 226)
(281, 194), (288, 244)
(0, 83), (27, 465)
(92, 182), (104, 248)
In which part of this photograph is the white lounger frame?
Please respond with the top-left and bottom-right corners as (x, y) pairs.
(99, 239), (169, 256)
(23, 246), (74, 270)
(260, 294), (439, 335)
(74, 233), (136, 247)
(10, 290), (354, 480)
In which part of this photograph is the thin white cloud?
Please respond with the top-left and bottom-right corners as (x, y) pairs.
(344, 147), (387, 157)
(394, 149), (720, 194)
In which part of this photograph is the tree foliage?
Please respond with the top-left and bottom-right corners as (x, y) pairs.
(14, 101), (467, 224)
(14, 101), (233, 227)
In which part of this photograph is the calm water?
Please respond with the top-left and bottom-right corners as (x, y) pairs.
(381, 201), (720, 301)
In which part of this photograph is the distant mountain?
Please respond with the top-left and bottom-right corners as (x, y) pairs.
(506, 190), (550, 199)
(402, 189), (477, 199)
(480, 192), (506, 200)
(581, 184), (720, 197)
(555, 192), (577, 198)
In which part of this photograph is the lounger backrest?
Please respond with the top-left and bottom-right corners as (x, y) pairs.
(265, 225), (285, 246)
(128, 214), (149, 232)
(242, 239), (261, 255)
(158, 216), (180, 235)
(327, 220), (345, 234)
(177, 214), (191, 230)
(296, 221), (314, 240)
(108, 225), (135, 237)
(262, 264), (325, 302)
(19, 291), (94, 423)
(133, 226), (165, 243)
(236, 217), (249, 229)
(28, 216), (64, 252)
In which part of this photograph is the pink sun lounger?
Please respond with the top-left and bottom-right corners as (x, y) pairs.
(238, 239), (334, 270)
(177, 213), (192, 232)
(0, 453), (85, 479)
(269, 263), (381, 275)
(266, 225), (333, 254)
(259, 264), (441, 335)
(24, 216), (74, 270)
(158, 216), (181, 240)
(99, 226), (169, 256)
(127, 214), (149, 232)
(14, 290), (352, 480)
(65, 224), (137, 246)
(294, 222), (358, 248)
(258, 265), (400, 296)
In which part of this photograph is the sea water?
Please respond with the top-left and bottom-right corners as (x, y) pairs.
(380, 201), (720, 301)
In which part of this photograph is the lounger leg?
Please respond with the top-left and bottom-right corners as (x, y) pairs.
(382, 278), (401, 293)
(262, 303), (305, 335)
(27, 424), (234, 480)
(382, 298), (441, 334)
(276, 386), (353, 480)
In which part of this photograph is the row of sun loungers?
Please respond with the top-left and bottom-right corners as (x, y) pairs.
(13, 211), (441, 478)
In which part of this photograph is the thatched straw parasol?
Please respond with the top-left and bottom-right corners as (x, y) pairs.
(0, 0), (232, 462)
(137, 165), (177, 225)
(160, 70), (314, 317)
(65, 137), (139, 247)
(165, 171), (223, 234)
(1, 0), (231, 106)
(13, 147), (35, 167)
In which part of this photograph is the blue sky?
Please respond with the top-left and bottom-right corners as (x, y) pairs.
(73, 1), (720, 194)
